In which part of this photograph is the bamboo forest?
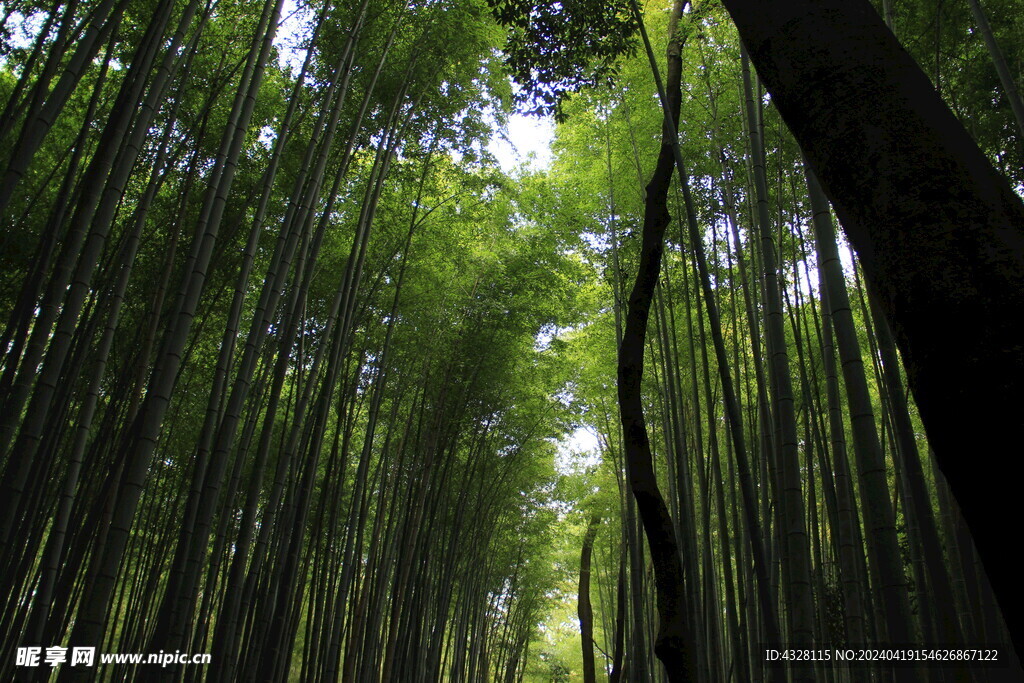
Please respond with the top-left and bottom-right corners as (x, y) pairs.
(2, 0), (1024, 680)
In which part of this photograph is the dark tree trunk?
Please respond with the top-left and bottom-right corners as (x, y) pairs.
(616, 1), (696, 679)
(578, 514), (600, 683)
(609, 551), (627, 683)
(720, 0), (1024, 658)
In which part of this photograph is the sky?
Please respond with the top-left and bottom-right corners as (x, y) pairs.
(487, 113), (556, 173)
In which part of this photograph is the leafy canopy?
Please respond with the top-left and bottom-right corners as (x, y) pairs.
(486, 0), (638, 119)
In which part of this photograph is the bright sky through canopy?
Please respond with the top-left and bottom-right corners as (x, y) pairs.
(489, 113), (555, 172)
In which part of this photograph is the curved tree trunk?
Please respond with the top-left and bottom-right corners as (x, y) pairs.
(578, 514), (601, 683)
(616, 1), (696, 679)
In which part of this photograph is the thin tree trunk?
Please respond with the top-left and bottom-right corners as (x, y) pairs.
(964, 0), (1024, 146)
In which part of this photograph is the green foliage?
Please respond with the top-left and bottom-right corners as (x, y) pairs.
(0, 0), (1010, 678)
(486, 0), (638, 119)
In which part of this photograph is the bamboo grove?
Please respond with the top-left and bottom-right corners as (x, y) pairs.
(0, 0), (1021, 681)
